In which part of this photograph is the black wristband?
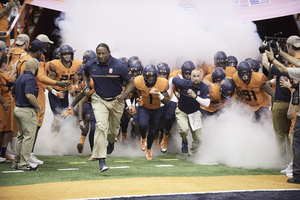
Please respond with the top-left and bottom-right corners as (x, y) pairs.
(270, 58), (275, 63)
(194, 95), (197, 99)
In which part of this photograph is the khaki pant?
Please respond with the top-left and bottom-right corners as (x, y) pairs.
(91, 93), (125, 159)
(175, 107), (201, 155)
(12, 107), (37, 169)
(272, 101), (292, 162)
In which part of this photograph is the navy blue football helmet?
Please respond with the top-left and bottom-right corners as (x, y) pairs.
(52, 47), (60, 59)
(246, 58), (260, 72)
(128, 56), (139, 66)
(212, 67), (226, 83)
(119, 57), (128, 67)
(227, 55), (238, 68)
(181, 61), (195, 80)
(214, 51), (227, 68)
(157, 62), (170, 79)
(82, 50), (96, 64)
(237, 61), (252, 82)
(143, 65), (158, 87)
(220, 78), (236, 99)
(59, 44), (74, 62)
(129, 60), (143, 77)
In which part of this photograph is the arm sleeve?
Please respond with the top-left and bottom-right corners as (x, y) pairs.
(195, 96), (210, 107)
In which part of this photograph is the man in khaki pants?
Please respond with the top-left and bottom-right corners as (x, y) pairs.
(170, 66), (210, 156)
(63, 43), (134, 172)
(11, 58), (44, 171)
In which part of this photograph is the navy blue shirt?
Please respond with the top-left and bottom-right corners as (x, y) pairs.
(12, 70), (39, 108)
(84, 56), (132, 98)
(271, 65), (291, 102)
(172, 78), (210, 114)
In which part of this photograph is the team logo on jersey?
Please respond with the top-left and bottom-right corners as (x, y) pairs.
(38, 119), (41, 123)
(109, 68), (113, 73)
(197, 91), (200, 95)
(62, 71), (65, 74)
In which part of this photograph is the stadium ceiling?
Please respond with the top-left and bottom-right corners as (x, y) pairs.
(27, 0), (300, 22)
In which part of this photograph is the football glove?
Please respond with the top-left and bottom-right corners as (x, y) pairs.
(126, 105), (137, 115)
(61, 106), (74, 119)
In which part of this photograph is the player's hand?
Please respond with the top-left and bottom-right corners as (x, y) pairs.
(69, 85), (77, 93)
(79, 120), (86, 131)
(136, 98), (144, 107)
(55, 80), (70, 88)
(2, 101), (10, 110)
(38, 108), (44, 117)
(149, 87), (160, 95)
(57, 91), (65, 99)
(126, 105), (137, 115)
(61, 107), (74, 119)
(187, 89), (196, 99)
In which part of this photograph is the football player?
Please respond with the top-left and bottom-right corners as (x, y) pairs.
(203, 51), (237, 85)
(46, 44), (80, 133)
(119, 59), (143, 144)
(232, 61), (274, 121)
(200, 78), (236, 117)
(133, 65), (170, 160)
(156, 62), (177, 153)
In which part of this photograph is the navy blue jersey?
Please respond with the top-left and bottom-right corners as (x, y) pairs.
(172, 78), (210, 114)
(271, 65), (291, 102)
(84, 56), (132, 98)
(12, 70), (39, 108)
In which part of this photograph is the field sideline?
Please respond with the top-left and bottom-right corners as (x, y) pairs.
(0, 154), (299, 199)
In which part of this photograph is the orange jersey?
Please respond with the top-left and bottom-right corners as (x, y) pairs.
(169, 69), (182, 78)
(0, 72), (14, 131)
(224, 66), (237, 78)
(232, 72), (269, 111)
(48, 59), (81, 91)
(200, 83), (225, 112)
(17, 54), (32, 77)
(134, 75), (169, 109)
(0, 4), (8, 32)
(6, 47), (27, 72)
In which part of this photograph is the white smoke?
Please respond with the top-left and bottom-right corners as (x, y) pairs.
(190, 101), (283, 169)
(55, 0), (262, 68)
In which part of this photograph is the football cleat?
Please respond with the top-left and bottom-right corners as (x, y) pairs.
(140, 138), (147, 151)
(146, 149), (152, 160)
(160, 134), (169, 153)
(77, 143), (84, 153)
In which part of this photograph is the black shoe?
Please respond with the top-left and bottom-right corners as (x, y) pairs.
(99, 159), (109, 172)
(107, 141), (114, 154)
(181, 141), (188, 155)
(287, 178), (300, 184)
(18, 166), (38, 172)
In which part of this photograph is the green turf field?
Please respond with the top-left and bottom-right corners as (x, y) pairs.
(0, 153), (282, 187)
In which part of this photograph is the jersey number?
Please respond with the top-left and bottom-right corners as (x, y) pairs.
(149, 94), (153, 104)
(60, 74), (74, 81)
(242, 90), (257, 101)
